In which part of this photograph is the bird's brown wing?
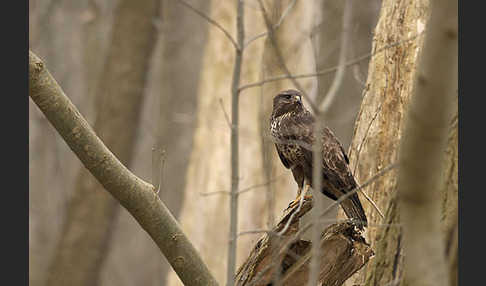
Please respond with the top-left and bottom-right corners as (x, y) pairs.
(298, 126), (357, 193)
(275, 145), (292, 169)
(303, 127), (367, 226)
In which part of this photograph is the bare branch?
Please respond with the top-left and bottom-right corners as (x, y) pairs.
(237, 229), (272, 237)
(243, 0), (297, 49)
(237, 175), (284, 195)
(239, 32), (424, 93)
(255, 0), (319, 112)
(318, 0), (352, 112)
(199, 190), (231, 196)
(199, 175), (283, 197)
(353, 100), (384, 175)
(218, 98), (232, 128)
(227, 0), (245, 284)
(361, 189), (385, 219)
(151, 147), (166, 195)
(318, 163), (398, 224)
(174, 0), (239, 50)
(29, 50), (219, 286)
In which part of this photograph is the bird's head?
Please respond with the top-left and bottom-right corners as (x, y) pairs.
(271, 89), (304, 118)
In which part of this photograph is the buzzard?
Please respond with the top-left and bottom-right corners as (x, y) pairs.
(270, 89), (367, 227)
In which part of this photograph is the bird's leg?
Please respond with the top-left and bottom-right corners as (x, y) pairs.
(300, 177), (313, 201)
(287, 183), (312, 210)
(287, 186), (302, 210)
(302, 183), (313, 201)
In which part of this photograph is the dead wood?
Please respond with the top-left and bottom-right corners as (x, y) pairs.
(235, 199), (374, 286)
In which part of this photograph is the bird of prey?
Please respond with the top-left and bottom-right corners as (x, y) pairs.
(270, 89), (367, 227)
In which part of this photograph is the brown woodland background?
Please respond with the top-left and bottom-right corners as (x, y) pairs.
(29, 0), (457, 285)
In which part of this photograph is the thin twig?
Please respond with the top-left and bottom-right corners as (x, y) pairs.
(238, 174), (284, 195)
(199, 174), (284, 197)
(239, 32), (424, 92)
(361, 189), (384, 219)
(243, 0), (298, 49)
(255, 0), (319, 112)
(353, 100), (384, 175)
(174, 0), (239, 50)
(199, 190), (230, 196)
(319, 0), (352, 112)
(151, 148), (166, 195)
(219, 98), (232, 128)
(300, 163), (398, 238)
(237, 229), (272, 237)
(352, 64), (367, 87)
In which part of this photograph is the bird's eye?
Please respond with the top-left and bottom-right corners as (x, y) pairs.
(285, 94), (292, 99)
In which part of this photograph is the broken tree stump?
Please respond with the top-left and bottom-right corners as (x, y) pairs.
(235, 199), (374, 286)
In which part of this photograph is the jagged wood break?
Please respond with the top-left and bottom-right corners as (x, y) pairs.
(235, 200), (373, 286)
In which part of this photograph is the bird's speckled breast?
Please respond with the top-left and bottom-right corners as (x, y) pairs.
(271, 112), (306, 165)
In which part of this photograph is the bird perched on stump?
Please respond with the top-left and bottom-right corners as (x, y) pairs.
(270, 89), (367, 228)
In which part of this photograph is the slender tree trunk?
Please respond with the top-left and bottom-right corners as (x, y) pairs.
(259, 0), (317, 233)
(165, 1), (316, 284)
(45, 0), (160, 285)
(339, 0), (458, 285)
(105, 0), (211, 284)
(165, 1), (265, 284)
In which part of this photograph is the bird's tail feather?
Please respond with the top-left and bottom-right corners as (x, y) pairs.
(340, 194), (368, 228)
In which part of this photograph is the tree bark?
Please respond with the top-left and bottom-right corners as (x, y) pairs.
(165, 2), (268, 284)
(397, 0), (457, 284)
(29, 50), (219, 286)
(338, 0), (458, 285)
(235, 201), (373, 286)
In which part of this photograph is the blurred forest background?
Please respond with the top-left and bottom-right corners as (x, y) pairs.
(30, 0), (456, 285)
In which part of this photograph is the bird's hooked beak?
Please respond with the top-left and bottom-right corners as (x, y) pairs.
(293, 93), (302, 106)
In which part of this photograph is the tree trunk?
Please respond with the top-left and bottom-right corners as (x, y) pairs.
(45, 0), (160, 285)
(397, 0), (457, 284)
(258, 0), (317, 232)
(165, 1), (266, 284)
(99, 1), (212, 285)
(312, 0), (380, 149)
(339, 0), (458, 285)
(29, 1), (104, 285)
(166, 1), (316, 284)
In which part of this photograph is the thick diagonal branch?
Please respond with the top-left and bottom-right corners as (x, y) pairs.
(29, 50), (218, 286)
